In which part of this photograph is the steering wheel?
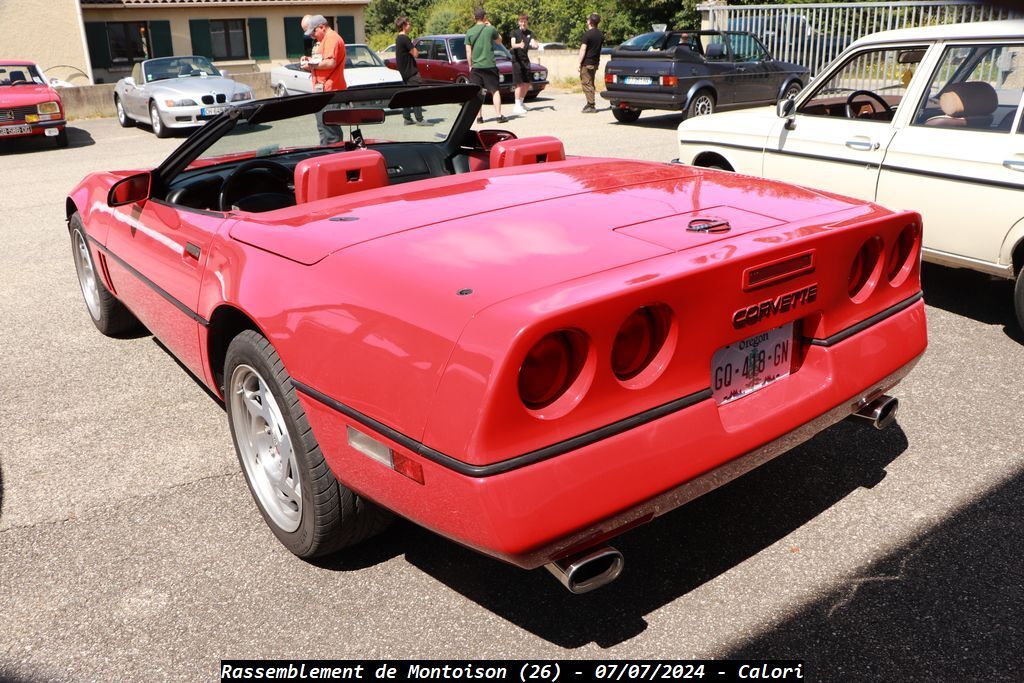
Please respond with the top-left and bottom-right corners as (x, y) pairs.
(218, 159), (294, 212)
(845, 90), (893, 119)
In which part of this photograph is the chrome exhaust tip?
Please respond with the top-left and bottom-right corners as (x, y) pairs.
(545, 546), (624, 594)
(851, 395), (899, 430)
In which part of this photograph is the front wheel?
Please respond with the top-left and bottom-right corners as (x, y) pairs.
(224, 330), (392, 559)
(149, 101), (169, 138)
(115, 96), (133, 128)
(687, 90), (716, 119)
(274, 83), (288, 98)
(612, 108), (641, 123)
(69, 213), (139, 336)
(1015, 267), (1024, 332)
(455, 75), (470, 84)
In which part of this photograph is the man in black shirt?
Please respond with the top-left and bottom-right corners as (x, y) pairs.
(578, 13), (603, 113)
(509, 13), (538, 116)
(395, 16), (424, 124)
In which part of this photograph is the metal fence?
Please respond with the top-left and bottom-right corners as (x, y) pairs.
(700, 1), (1022, 76)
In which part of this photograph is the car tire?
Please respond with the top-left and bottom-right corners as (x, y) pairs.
(69, 213), (140, 336)
(455, 75), (470, 84)
(224, 330), (393, 559)
(55, 128), (69, 148)
(687, 90), (716, 119)
(274, 83), (288, 98)
(1015, 267), (1024, 332)
(782, 82), (802, 100)
(115, 96), (133, 128)
(149, 101), (169, 138)
(612, 108), (641, 123)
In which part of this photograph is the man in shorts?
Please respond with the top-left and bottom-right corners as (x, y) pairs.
(509, 13), (538, 116)
(466, 7), (506, 124)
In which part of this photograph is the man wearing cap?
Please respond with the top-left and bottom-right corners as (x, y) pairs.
(301, 15), (347, 144)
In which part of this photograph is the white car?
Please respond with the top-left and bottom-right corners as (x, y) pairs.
(271, 44), (403, 98)
(113, 56), (253, 137)
(676, 19), (1024, 328)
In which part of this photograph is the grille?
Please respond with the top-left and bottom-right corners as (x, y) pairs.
(216, 93), (226, 104)
(201, 95), (214, 104)
(200, 94), (228, 105)
(0, 105), (37, 122)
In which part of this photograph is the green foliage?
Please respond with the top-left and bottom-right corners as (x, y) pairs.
(366, 31), (394, 52)
(424, 0), (476, 36)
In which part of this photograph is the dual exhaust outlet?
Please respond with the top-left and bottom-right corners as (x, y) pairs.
(543, 395), (900, 594)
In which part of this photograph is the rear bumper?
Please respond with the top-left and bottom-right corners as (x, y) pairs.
(600, 89), (683, 110)
(299, 298), (926, 569)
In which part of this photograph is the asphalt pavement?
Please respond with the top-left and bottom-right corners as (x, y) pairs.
(1, 92), (1022, 682)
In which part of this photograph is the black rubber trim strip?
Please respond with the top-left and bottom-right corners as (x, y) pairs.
(88, 236), (210, 327)
(880, 163), (1024, 192)
(806, 292), (924, 348)
(292, 379), (714, 478)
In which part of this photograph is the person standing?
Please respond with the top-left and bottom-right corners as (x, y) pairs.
(578, 13), (603, 113)
(510, 13), (538, 116)
(302, 15), (347, 144)
(466, 7), (506, 124)
(395, 16), (424, 124)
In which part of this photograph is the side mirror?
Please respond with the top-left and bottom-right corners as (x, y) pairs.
(124, 77), (136, 87)
(776, 97), (796, 129)
(107, 172), (152, 207)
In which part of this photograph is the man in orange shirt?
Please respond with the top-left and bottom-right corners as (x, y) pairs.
(301, 15), (347, 144)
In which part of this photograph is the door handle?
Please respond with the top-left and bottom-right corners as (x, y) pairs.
(1003, 159), (1024, 171)
(184, 243), (201, 260)
(846, 138), (879, 151)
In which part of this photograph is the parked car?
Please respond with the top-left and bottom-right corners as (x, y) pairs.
(113, 55), (254, 138)
(379, 44), (396, 57)
(676, 19), (1024, 329)
(0, 61), (67, 147)
(537, 42), (569, 52)
(601, 30), (808, 123)
(65, 83), (926, 593)
(271, 44), (403, 101)
(384, 35), (548, 99)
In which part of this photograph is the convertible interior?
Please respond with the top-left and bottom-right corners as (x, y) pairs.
(156, 85), (566, 214)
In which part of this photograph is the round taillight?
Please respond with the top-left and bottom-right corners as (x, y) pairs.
(518, 331), (586, 410)
(612, 306), (669, 381)
(848, 236), (883, 303)
(887, 224), (920, 286)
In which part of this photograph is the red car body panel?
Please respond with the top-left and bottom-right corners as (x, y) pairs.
(68, 150), (927, 569)
(0, 61), (66, 140)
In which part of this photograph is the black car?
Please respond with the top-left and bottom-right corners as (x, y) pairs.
(600, 30), (808, 123)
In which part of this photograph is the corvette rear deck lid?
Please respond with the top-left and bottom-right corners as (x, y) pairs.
(615, 206), (784, 250)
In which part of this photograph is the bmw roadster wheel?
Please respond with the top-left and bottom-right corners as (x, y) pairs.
(115, 96), (133, 128)
(224, 330), (392, 558)
(149, 101), (169, 138)
(69, 213), (139, 336)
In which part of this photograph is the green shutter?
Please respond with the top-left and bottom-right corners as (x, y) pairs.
(248, 18), (269, 60)
(284, 17), (305, 59)
(189, 19), (213, 59)
(336, 16), (355, 44)
(148, 20), (173, 58)
(84, 22), (111, 70)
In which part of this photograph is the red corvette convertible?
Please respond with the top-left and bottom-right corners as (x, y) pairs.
(66, 85), (926, 593)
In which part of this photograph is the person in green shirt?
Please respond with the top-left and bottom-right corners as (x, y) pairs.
(466, 7), (506, 123)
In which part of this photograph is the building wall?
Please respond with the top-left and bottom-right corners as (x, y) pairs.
(0, 0), (93, 85)
(81, 3), (366, 84)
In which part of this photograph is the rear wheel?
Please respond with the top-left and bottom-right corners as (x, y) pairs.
(782, 82), (802, 101)
(115, 96), (133, 128)
(455, 75), (470, 84)
(69, 213), (139, 336)
(612, 108), (641, 123)
(274, 83), (288, 98)
(687, 90), (716, 119)
(149, 101), (169, 138)
(224, 330), (392, 559)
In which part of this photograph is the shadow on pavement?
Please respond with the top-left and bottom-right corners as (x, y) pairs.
(0, 125), (94, 154)
(724, 466), (1024, 680)
(381, 421), (911, 648)
(921, 263), (1023, 343)
(614, 112), (684, 130)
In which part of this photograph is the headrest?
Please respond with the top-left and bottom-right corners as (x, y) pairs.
(705, 43), (724, 59)
(939, 81), (998, 118)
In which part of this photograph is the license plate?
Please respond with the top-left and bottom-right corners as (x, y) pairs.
(0, 124), (31, 136)
(624, 76), (653, 86)
(712, 323), (795, 405)
(201, 106), (227, 116)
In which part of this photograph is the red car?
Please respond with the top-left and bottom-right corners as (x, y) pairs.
(385, 35), (548, 99)
(66, 85), (926, 593)
(1, 60), (68, 147)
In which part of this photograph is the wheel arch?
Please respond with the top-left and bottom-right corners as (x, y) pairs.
(999, 215), (1024, 276)
(692, 151), (734, 171)
(684, 80), (717, 110)
(777, 77), (804, 100)
(206, 304), (266, 396)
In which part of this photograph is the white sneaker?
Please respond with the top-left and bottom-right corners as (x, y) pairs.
(513, 105), (528, 115)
